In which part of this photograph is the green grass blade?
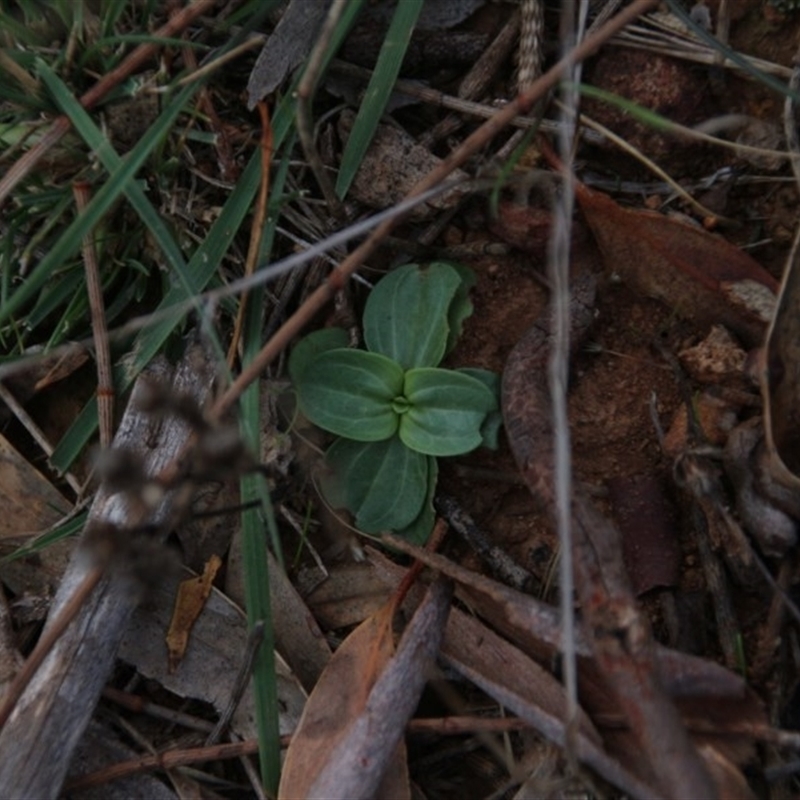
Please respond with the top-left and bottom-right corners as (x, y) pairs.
(50, 90), (298, 473)
(0, 510), (87, 563)
(334, 0), (422, 199)
(0, 12), (40, 45)
(239, 468), (281, 794)
(37, 62), (190, 286)
(235, 133), (295, 796)
(0, 62), (201, 330)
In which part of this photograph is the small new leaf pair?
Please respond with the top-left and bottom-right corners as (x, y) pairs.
(298, 351), (495, 456)
(291, 263), (500, 542)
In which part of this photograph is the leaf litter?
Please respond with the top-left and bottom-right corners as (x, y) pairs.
(5, 1), (800, 798)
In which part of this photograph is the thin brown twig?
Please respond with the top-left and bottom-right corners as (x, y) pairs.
(407, 716), (530, 735)
(0, 0), (219, 207)
(296, 0), (348, 219)
(102, 686), (215, 734)
(211, 0), (659, 421)
(205, 621), (265, 746)
(177, 20), (239, 184)
(227, 102), (273, 367)
(73, 182), (113, 449)
(63, 736), (292, 792)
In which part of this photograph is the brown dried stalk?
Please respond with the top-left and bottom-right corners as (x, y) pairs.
(73, 181), (113, 448)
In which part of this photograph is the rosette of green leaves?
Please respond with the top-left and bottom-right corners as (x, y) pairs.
(290, 263), (501, 543)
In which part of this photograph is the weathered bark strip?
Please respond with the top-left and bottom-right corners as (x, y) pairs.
(0, 342), (217, 799)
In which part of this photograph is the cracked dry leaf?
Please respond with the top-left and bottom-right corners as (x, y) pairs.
(166, 554), (221, 674)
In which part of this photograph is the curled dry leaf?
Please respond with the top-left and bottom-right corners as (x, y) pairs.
(165, 554), (222, 674)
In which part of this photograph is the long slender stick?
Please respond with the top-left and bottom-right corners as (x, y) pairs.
(295, 0), (349, 219)
(227, 102), (274, 366)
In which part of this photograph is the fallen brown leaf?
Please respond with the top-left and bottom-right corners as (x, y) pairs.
(573, 180), (778, 345)
(166, 554), (222, 674)
(278, 598), (399, 799)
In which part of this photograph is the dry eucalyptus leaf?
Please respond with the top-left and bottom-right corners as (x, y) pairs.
(575, 182), (778, 345)
(305, 560), (394, 629)
(278, 601), (406, 800)
(442, 602), (601, 743)
(381, 536), (746, 700)
(119, 569), (305, 740)
(280, 579), (451, 800)
(226, 535), (331, 693)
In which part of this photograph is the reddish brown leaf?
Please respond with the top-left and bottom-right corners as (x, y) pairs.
(279, 604), (397, 799)
(574, 181), (778, 345)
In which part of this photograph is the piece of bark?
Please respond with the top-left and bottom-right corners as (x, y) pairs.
(607, 473), (680, 596)
(246, 0), (330, 108)
(0, 342), (216, 799)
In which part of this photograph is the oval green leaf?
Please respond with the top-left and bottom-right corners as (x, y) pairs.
(363, 263), (463, 369)
(458, 367), (502, 449)
(445, 262), (476, 354)
(322, 436), (429, 533)
(288, 327), (349, 383)
(296, 349), (403, 441)
(400, 368), (498, 456)
(394, 456), (438, 544)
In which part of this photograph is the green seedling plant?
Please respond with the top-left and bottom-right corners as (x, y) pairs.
(290, 262), (501, 544)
